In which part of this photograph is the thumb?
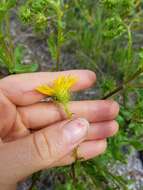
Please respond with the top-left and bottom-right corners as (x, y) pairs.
(0, 118), (89, 184)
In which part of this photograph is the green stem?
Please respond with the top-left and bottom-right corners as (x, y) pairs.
(71, 162), (77, 187)
(56, 44), (61, 71)
(56, 9), (63, 71)
(62, 102), (79, 187)
(103, 68), (143, 99)
(127, 26), (132, 67)
(0, 32), (13, 70)
(0, 12), (15, 71)
(63, 103), (72, 118)
(5, 12), (14, 54)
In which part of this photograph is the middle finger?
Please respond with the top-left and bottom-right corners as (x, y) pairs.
(18, 100), (119, 129)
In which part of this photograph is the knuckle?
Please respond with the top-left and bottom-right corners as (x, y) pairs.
(32, 126), (71, 165)
(109, 120), (119, 136)
(32, 132), (52, 162)
(17, 108), (30, 128)
(109, 101), (119, 118)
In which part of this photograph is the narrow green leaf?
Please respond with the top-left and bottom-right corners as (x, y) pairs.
(10, 63), (39, 74)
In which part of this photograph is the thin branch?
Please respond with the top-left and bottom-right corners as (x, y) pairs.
(103, 69), (143, 99)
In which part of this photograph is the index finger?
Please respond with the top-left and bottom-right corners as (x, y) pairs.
(0, 70), (96, 106)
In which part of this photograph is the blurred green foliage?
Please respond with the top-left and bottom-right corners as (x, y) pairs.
(19, 0), (69, 70)
(0, 0), (38, 74)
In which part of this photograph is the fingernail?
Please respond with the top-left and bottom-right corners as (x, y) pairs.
(64, 118), (89, 144)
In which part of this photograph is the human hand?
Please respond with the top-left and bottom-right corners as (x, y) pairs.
(0, 70), (119, 190)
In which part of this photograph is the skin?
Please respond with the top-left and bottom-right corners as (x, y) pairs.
(0, 70), (119, 190)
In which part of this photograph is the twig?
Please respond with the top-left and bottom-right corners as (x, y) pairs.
(103, 69), (143, 99)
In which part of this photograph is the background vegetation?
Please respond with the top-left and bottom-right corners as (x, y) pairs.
(0, 0), (143, 189)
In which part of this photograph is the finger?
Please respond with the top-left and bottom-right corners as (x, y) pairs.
(0, 70), (96, 106)
(4, 120), (119, 143)
(18, 100), (119, 129)
(51, 140), (107, 167)
(0, 138), (3, 145)
(87, 120), (119, 140)
(0, 90), (16, 138)
(0, 118), (89, 184)
(77, 139), (107, 160)
(3, 113), (30, 142)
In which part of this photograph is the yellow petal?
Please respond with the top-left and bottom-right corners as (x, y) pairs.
(53, 75), (78, 91)
(36, 75), (78, 99)
(36, 85), (55, 96)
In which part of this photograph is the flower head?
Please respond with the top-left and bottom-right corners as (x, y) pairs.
(36, 75), (78, 117)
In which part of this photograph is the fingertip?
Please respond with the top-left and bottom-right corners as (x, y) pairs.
(101, 139), (107, 154)
(85, 70), (96, 82)
(84, 70), (96, 87)
(112, 101), (120, 115)
(101, 139), (108, 154)
(107, 100), (120, 119)
(109, 120), (119, 137)
(77, 139), (107, 160)
(70, 70), (96, 91)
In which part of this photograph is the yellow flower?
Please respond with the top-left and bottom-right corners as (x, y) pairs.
(36, 75), (78, 117)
